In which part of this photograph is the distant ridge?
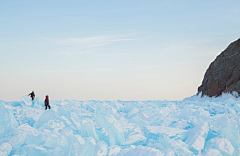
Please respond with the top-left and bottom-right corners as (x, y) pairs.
(198, 38), (240, 97)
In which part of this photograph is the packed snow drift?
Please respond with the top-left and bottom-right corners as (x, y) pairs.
(0, 93), (240, 156)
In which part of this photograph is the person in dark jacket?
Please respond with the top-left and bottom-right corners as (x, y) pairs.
(28, 91), (35, 101)
(44, 95), (51, 110)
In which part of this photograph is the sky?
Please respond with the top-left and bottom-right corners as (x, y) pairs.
(1, 0), (240, 101)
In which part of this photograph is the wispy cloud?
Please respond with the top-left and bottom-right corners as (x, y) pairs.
(54, 50), (94, 55)
(51, 35), (139, 47)
(48, 34), (142, 55)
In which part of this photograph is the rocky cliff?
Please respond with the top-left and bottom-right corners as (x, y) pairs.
(198, 38), (240, 97)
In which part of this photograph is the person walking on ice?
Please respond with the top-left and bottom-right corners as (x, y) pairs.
(28, 91), (35, 101)
(44, 95), (51, 110)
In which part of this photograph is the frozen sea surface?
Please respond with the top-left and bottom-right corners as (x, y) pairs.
(0, 93), (240, 156)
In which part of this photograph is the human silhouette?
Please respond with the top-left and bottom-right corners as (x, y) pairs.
(44, 95), (51, 110)
(28, 91), (35, 101)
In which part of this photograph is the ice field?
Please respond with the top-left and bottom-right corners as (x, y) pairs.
(0, 93), (240, 156)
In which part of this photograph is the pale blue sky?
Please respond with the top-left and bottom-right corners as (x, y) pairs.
(1, 0), (240, 101)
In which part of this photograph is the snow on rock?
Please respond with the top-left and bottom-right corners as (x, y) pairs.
(0, 94), (240, 155)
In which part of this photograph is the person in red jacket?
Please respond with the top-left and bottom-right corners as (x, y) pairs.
(44, 95), (51, 110)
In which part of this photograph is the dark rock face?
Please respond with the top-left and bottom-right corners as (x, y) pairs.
(198, 38), (240, 97)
